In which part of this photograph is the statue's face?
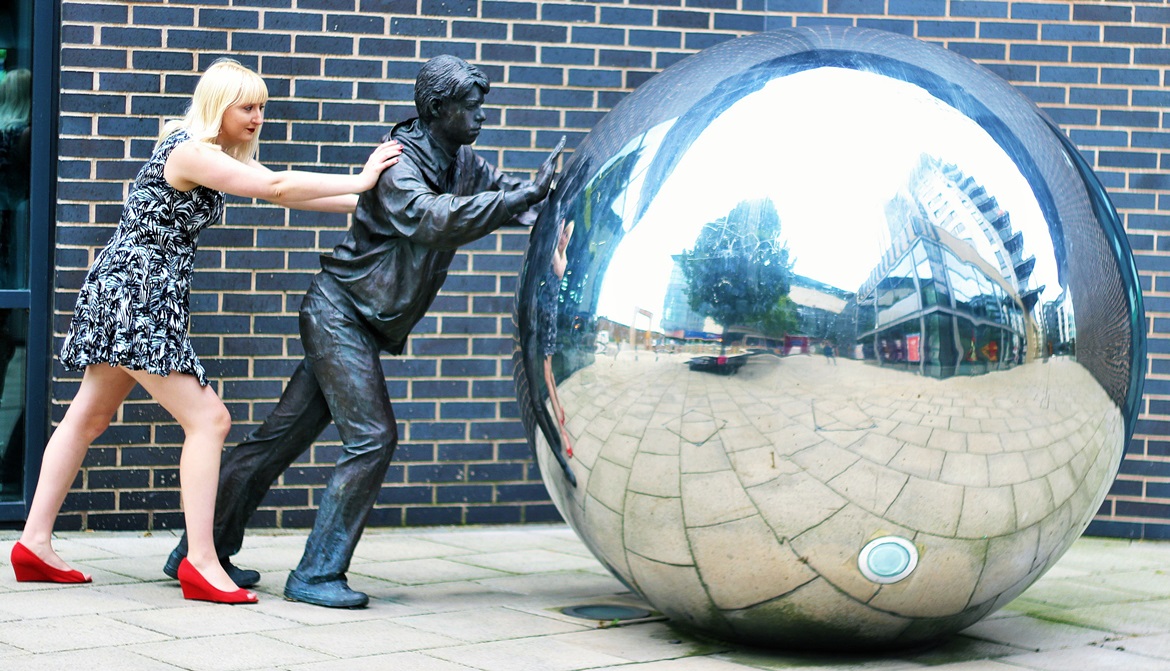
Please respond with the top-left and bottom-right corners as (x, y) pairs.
(431, 86), (486, 147)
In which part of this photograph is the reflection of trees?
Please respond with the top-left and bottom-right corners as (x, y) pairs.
(756, 295), (799, 339)
(679, 198), (792, 350)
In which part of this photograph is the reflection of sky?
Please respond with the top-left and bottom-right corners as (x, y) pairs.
(596, 67), (1056, 331)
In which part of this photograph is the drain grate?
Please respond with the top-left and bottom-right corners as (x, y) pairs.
(561, 604), (652, 621)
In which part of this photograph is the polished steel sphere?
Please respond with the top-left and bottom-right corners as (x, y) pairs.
(513, 26), (1144, 650)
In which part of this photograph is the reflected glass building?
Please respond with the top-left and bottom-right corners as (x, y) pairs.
(855, 155), (1032, 379)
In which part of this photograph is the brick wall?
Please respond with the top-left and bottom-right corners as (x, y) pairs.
(52, 0), (1170, 538)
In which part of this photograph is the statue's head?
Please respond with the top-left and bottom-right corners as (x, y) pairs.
(414, 55), (490, 123)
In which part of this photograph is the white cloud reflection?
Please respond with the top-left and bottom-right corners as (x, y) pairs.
(596, 67), (1056, 331)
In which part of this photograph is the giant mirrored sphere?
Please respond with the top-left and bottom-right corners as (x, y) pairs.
(513, 26), (1145, 650)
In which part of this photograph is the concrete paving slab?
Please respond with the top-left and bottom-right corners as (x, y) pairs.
(2, 647), (185, 671)
(230, 544), (310, 572)
(590, 658), (774, 670)
(363, 577), (518, 612)
(475, 569), (628, 598)
(0, 613), (171, 653)
(0, 639), (26, 658)
(1098, 632), (1170, 660)
(1043, 541), (1170, 574)
(350, 536), (478, 561)
(0, 527), (1167, 670)
(248, 596), (406, 626)
(0, 583), (159, 618)
(996, 645), (1170, 670)
(283, 651), (480, 670)
(69, 532), (182, 558)
(129, 632), (333, 671)
(1008, 577), (1148, 609)
(910, 663), (1026, 671)
(89, 581), (203, 609)
(412, 525), (580, 552)
(1086, 568), (1170, 597)
(110, 602), (302, 638)
(890, 635), (1034, 666)
(451, 548), (609, 573)
(424, 635), (637, 670)
(1041, 602), (1170, 636)
(552, 621), (728, 663)
(82, 555), (181, 582)
(394, 605), (588, 643)
(959, 613), (1115, 651)
(722, 637), (1025, 670)
(353, 556), (510, 584)
(261, 617), (463, 657)
(707, 651), (925, 670)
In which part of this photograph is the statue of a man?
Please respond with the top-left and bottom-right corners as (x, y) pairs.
(164, 55), (563, 608)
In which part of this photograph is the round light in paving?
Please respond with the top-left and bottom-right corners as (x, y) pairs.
(513, 26), (1144, 650)
(859, 537), (918, 584)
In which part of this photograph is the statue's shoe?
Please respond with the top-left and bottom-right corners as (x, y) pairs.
(164, 547), (260, 588)
(284, 571), (369, 608)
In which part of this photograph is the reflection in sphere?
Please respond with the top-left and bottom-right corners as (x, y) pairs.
(513, 27), (1144, 650)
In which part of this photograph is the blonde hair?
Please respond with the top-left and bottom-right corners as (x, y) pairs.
(0, 69), (32, 131)
(159, 58), (268, 162)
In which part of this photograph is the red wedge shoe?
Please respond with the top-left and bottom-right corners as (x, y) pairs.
(10, 542), (92, 583)
(177, 558), (258, 604)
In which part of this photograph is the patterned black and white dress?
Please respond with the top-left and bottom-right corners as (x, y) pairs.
(60, 130), (225, 387)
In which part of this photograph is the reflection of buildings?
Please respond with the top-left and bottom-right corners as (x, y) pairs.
(855, 155), (1036, 378)
(548, 146), (643, 376)
(1045, 292), (1075, 355)
(787, 275), (852, 342)
(594, 315), (665, 353)
(660, 252), (854, 354)
(751, 275), (855, 355)
(661, 254), (722, 341)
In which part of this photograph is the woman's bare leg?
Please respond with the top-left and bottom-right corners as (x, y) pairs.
(543, 357), (565, 424)
(124, 369), (237, 593)
(543, 356), (572, 456)
(19, 364), (137, 576)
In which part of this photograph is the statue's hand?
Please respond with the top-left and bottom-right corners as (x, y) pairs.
(529, 135), (566, 203)
(357, 140), (403, 191)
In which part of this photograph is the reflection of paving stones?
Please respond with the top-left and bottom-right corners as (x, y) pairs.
(541, 351), (1123, 644)
(664, 410), (726, 446)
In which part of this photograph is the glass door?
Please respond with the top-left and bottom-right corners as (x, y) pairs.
(0, 0), (56, 520)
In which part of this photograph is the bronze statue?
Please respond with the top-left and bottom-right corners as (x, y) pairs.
(164, 54), (563, 608)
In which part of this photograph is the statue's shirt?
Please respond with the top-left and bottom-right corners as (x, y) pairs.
(318, 118), (530, 353)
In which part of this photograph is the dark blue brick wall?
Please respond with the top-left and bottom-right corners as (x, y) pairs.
(51, 0), (1170, 537)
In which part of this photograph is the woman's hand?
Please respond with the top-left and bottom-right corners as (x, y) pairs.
(356, 140), (403, 191)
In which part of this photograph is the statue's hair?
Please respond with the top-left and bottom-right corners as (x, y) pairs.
(159, 58), (268, 162)
(414, 55), (489, 121)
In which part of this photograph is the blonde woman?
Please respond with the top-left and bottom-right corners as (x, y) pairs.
(10, 58), (401, 604)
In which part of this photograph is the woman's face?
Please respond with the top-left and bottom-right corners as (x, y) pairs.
(218, 100), (265, 149)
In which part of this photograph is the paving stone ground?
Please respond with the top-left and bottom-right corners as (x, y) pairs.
(0, 526), (1166, 670)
